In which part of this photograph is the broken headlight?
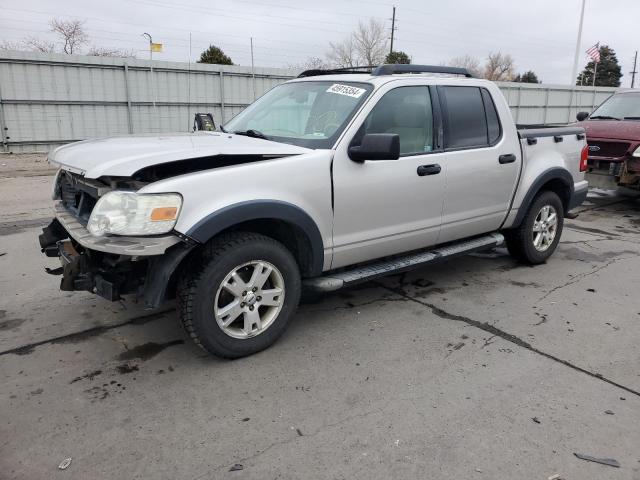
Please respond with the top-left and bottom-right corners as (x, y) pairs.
(87, 191), (182, 236)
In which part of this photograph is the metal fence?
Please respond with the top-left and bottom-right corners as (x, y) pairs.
(0, 51), (619, 153)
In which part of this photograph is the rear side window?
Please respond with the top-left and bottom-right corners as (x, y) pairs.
(481, 89), (501, 144)
(441, 86), (501, 149)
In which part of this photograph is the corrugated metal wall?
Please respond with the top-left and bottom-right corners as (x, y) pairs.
(0, 51), (294, 153)
(0, 51), (619, 153)
(498, 82), (617, 126)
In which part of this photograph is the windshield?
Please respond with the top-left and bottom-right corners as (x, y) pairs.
(223, 81), (373, 148)
(591, 93), (640, 120)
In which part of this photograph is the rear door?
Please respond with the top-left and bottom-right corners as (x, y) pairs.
(436, 85), (521, 243)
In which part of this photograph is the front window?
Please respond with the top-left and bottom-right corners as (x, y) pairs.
(353, 86), (434, 156)
(591, 93), (640, 120)
(223, 81), (373, 148)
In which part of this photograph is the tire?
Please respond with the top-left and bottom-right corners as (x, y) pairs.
(505, 190), (564, 264)
(177, 232), (301, 358)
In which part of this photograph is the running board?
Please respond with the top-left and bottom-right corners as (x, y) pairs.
(304, 233), (504, 292)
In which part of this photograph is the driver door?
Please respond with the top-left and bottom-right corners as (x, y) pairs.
(331, 84), (445, 269)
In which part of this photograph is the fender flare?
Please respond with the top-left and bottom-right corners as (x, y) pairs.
(185, 200), (325, 276)
(511, 168), (574, 228)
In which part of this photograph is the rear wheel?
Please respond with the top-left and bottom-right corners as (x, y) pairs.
(505, 190), (564, 264)
(177, 232), (301, 358)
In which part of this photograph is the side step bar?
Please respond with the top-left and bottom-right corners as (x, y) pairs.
(304, 233), (504, 292)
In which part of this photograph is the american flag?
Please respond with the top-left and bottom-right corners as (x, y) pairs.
(586, 43), (600, 63)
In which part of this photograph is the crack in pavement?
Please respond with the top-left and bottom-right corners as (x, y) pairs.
(198, 403), (392, 478)
(538, 254), (638, 301)
(0, 309), (172, 356)
(377, 282), (640, 399)
(305, 296), (406, 313)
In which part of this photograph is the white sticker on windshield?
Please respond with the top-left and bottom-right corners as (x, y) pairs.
(326, 84), (366, 98)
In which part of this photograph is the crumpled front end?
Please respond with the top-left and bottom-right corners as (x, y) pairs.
(40, 170), (193, 307)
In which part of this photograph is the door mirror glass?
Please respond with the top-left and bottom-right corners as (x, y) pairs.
(576, 111), (590, 121)
(348, 133), (400, 161)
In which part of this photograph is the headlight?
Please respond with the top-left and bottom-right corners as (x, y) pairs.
(633, 146), (640, 157)
(87, 191), (182, 237)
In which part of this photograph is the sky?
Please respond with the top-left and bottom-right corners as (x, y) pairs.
(1, 0), (638, 86)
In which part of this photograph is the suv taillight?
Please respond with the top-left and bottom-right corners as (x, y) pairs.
(580, 145), (588, 172)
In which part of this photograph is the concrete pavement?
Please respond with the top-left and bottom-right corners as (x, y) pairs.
(1, 158), (639, 479)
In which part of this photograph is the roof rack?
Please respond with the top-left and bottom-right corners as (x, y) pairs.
(297, 66), (374, 78)
(372, 64), (474, 77)
(296, 64), (474, 79)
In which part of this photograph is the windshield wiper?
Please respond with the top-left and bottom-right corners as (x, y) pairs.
(589, 115), (621, 120)
(623, 116), (640, 120)
(219, 124), (227, 133)
(233, 129), (269, 140)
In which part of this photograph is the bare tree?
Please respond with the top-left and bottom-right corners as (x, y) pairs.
(0, 40), (24, 51)
(327, 18), (388, 67)
(22, 36), (56, 53)
(88, 46), (136, 58)
(448, 55), (482, 77)
(327, 36), (358, 68)
(483, 52), (515, 81)
(352, 19), (388, 66)
(50, 18), (88, 54)
(289, 56), (330, 71)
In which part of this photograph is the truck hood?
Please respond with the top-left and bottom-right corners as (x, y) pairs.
(578, 120), (640, 141)
(49, 132), (311, 179)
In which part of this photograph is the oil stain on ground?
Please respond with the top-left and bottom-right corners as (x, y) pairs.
(561, 247), (638, 263)
(70, 369), (103, 384)
(116, 340), (184, 362)
(0, 317), (26, 331)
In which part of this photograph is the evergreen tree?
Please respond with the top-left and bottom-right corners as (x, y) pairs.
(198, 45), (233, 65)
(513, 70), (540, 83)
(576, 45), (622, 87)
(384, 51), (410, 64)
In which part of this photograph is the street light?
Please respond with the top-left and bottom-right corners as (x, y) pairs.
(142, 32), (153, 61)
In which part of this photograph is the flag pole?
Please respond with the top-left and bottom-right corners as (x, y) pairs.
(592, 61), (598, 87)
(571, 0), (586, 85)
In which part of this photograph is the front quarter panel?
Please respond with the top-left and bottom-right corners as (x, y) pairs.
(139, 150), (334, 269)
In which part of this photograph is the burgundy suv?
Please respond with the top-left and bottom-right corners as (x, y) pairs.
(576, 90), (640, 191)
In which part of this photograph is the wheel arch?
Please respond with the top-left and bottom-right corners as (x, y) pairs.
(511, 168), (574, 228)
(185, 200), (325, 277)
(143, 201), (325, 310)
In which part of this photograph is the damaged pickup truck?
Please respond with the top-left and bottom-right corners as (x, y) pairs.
(40, 64), (589, 358)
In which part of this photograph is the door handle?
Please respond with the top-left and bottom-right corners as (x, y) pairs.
(499, 154), (517, 164)
(417, 164), (441, 176)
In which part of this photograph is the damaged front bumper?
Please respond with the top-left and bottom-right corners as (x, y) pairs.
(39, 203), (194, 308)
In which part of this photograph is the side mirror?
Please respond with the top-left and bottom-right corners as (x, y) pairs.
(348, 133), (400, 162)
(576, 111), (590, 122)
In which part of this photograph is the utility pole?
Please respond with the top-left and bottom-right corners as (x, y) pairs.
(570, 0), (586, 85)
(389, 6), (396, 55)
(631, 51), (638, 88)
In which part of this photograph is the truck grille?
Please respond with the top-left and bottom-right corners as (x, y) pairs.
(58, 171), (98, 224)
(587, 141), (630, 159)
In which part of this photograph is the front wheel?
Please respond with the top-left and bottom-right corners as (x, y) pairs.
(177, 232), (301, 358)
(505, 190), (564, 264)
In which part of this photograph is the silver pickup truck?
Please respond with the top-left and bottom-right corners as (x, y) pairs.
(39, 64), (589, 358)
